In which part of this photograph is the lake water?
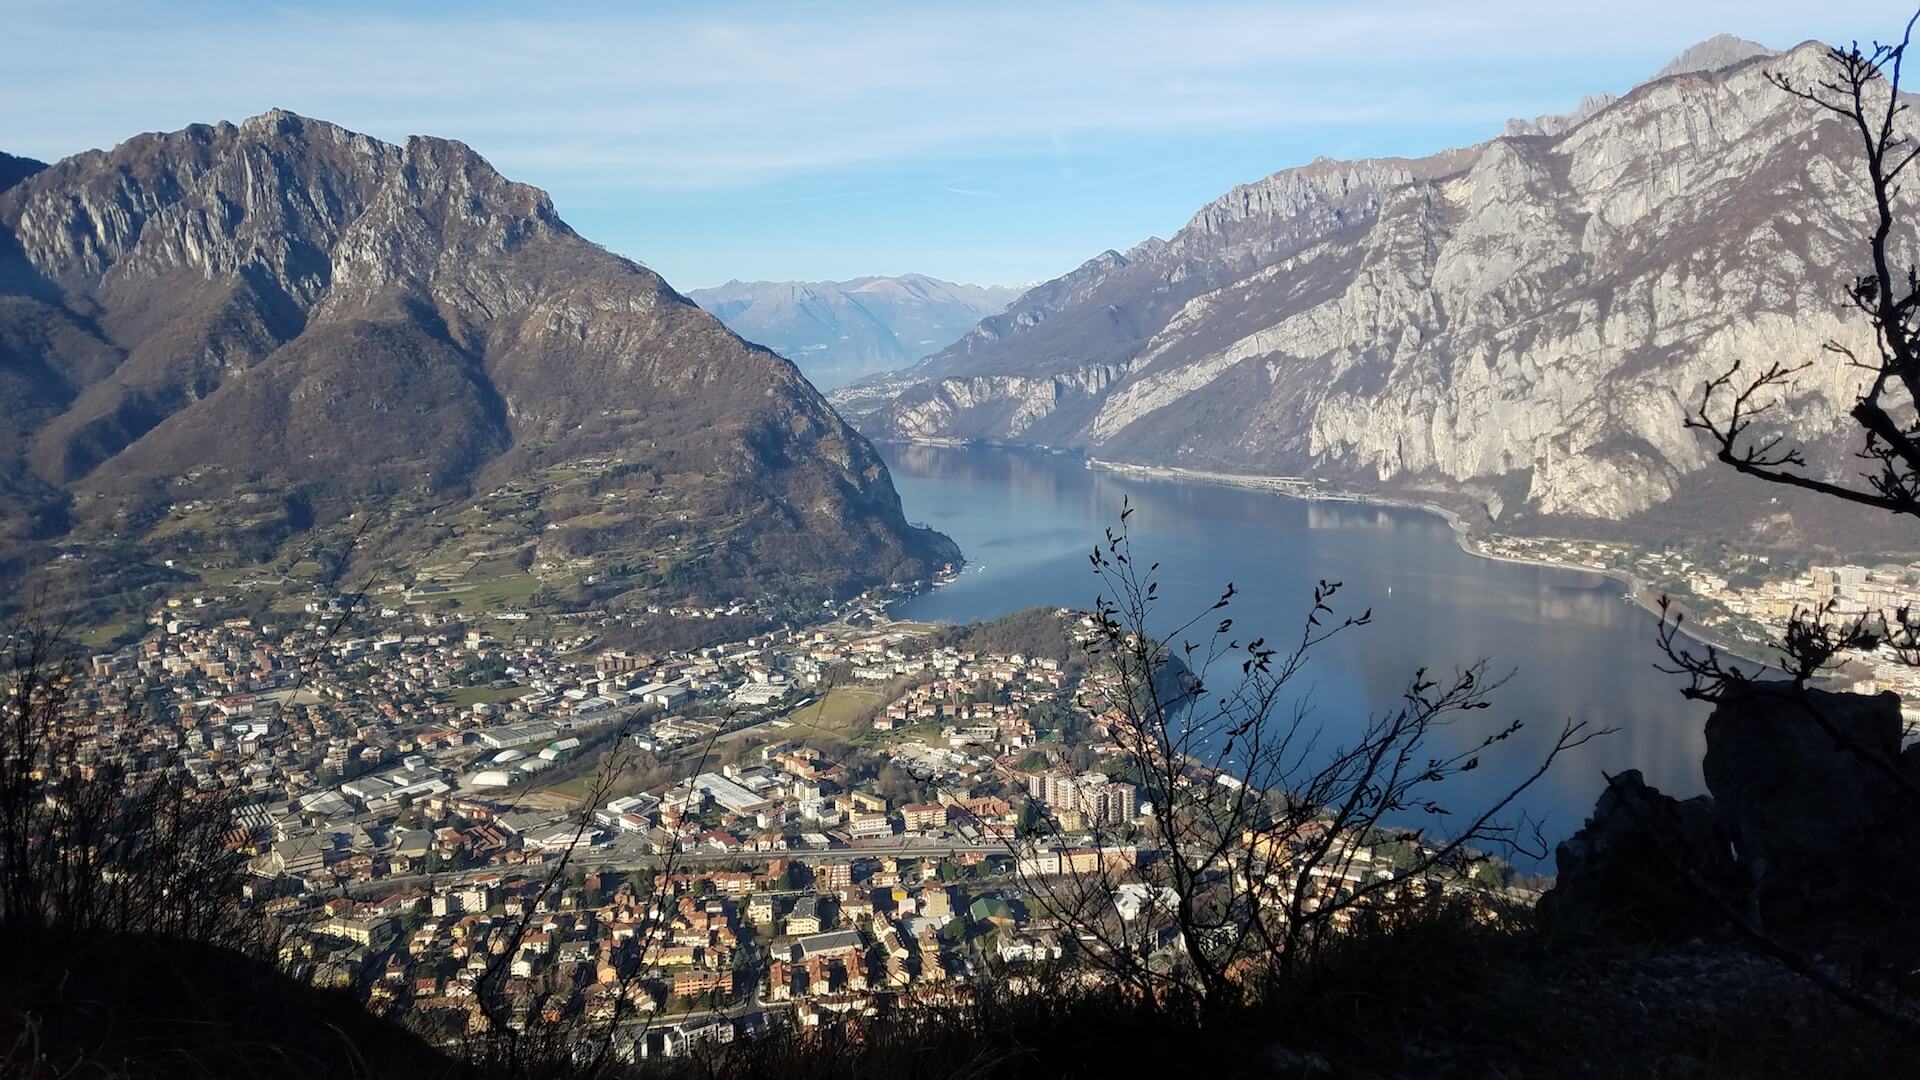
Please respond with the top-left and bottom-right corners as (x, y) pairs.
(878, 441), (1712, 860)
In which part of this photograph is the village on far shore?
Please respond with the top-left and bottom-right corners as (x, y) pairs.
(1474, 534), (1920, 712)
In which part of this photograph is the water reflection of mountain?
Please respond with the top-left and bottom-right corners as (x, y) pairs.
(1537, 581), (1626, 621)
(880, 443), (1712, 862)
(1304, 503), (1431, 534)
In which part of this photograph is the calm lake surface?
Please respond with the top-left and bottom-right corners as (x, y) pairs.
(878, 442), (1712, 858)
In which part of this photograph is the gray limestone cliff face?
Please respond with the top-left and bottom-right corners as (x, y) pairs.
(846, 39), (1895, 537)
(1504, 94), (1619, 138)
(1653, 34), (1776, 80)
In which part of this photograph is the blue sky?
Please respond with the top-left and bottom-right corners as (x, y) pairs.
(4, 2), (1911, 289)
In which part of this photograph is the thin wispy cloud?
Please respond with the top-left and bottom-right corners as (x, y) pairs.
(761, 189), (887, 206)
(5, 0), (1891, 190)
(3, 0), (1905, 284)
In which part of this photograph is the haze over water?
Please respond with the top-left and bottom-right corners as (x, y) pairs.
(880, 442), (1713, 857)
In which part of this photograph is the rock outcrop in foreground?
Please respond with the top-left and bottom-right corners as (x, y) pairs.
(1542, 682), (1920, 958)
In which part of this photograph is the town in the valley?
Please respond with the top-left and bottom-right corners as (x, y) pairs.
(50, 527), (1909, 1058)
(42, 499), (1915, 1062)
(56, 575), (1215, 1058)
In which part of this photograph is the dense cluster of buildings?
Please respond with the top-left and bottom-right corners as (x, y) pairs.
(41, 579), (1524, 1059)
(282, 849), (991, 1052)
(36, 591), (1120, 1041)
(1027, 771), (1138, 829)
(63, 589), (872, 892)
(1691, 560), (1920, 706)
(1474, 534), (1920, 711)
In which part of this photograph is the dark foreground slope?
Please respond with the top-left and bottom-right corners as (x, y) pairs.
(3, 676), (1908, 1079)
(0, 111), (955, 621)
(1, 913), (1899, 1080)
(0, 928), (468, 1080)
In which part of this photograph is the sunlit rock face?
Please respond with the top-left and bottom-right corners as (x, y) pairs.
(847, 41), (1897, 536)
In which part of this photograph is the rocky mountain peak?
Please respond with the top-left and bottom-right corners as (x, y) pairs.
(0, 113), (956, 614)
(1654, 33), (1776, 81)
(1499, 36), (1777, 143)
(238, 106), (316, 138)
(1504, 94), (1620, 138)
(846, 32), (1899, 549)
(1124, 236), (1168, 261)
(1182, 153), (1460, 237)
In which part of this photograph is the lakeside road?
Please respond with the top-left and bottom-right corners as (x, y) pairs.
(1086, 458), (1775, 666)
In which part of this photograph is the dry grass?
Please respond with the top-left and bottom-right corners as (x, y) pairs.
(783, 685), (886, 738)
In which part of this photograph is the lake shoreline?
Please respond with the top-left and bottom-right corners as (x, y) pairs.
(876, 439), (1722, 844)
(1083, 457), (1770, 668)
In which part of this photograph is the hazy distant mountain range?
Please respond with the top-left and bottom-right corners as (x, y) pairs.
(837, 35), (1906, 551)
(0, 111), (954, 620)
(690, 275), (1022, 389)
